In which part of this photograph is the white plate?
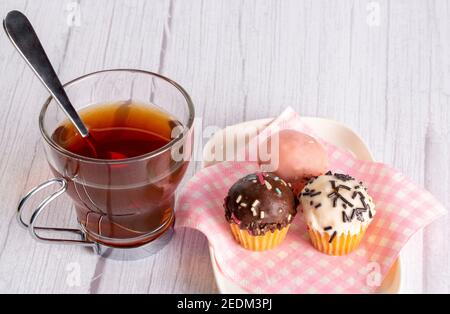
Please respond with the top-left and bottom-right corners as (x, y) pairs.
(202, 117), (401, 294)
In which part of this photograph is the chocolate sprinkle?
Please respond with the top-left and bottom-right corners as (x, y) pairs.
(334, 173), (355, 181)
(342, 211), (351, 223)
(360, 196), (368, 210)
(303, 188), (322, 198)
(352, 205), (368, 222)
(329, 231), (337, 243)
(324, 226), (333, 231)
(330, 180), (337, 190)
(327, 178), (356, 209)
(350, 208), (356, 220)
(338, 193), (354, 207)
(328, 191), (354, 208)
(355, 211), (364, 222)
(315, 203), (322, 209)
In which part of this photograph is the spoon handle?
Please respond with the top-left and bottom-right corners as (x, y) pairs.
(3, 10), (89, 137)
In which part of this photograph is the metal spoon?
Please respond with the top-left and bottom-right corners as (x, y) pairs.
(3, 10), (89, 138)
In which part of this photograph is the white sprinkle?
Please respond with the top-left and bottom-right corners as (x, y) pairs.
(264, 181), (272, 190)
(260, 211), (265, 219)
(288, 214), (292, 222)
(240, 202), (247, 207)
(279, 209), (283, 213)
(251, 207), (257, 216)
(287, 182), (292, 187)
(236, 195), (242, 203)
(252, 200), (260, 208)
(252, 180), (257, 183)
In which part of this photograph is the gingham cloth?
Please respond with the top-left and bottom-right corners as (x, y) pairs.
(175, 108), (447, 293)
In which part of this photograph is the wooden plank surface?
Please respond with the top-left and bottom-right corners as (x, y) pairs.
(0, 0), (448, 293)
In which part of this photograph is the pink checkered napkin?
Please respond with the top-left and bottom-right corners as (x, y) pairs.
(174, 108), (447, 294)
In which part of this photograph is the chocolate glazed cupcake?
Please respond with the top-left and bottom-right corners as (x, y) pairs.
(224, 172), (297, 251)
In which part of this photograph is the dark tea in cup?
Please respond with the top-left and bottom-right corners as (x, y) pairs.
(49, 101), (189, 247)
(18, 70), (194, 257)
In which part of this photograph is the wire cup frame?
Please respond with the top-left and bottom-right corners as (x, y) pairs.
(17, 178), (95, 247)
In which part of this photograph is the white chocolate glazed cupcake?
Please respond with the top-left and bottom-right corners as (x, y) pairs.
(299, 171), (376, 255)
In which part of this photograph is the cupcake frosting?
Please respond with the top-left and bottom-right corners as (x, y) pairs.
(300, 172), (376, 237)
(224, 172), (297, 236)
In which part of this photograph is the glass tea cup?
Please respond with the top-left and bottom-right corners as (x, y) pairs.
(17, 69), (194, 258)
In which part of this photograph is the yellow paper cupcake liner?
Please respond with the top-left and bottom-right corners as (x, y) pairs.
(307, 226), (367, 256)
(229, 223), (289, 251)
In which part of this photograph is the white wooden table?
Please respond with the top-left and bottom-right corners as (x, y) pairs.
(0, 0), (448, 294)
